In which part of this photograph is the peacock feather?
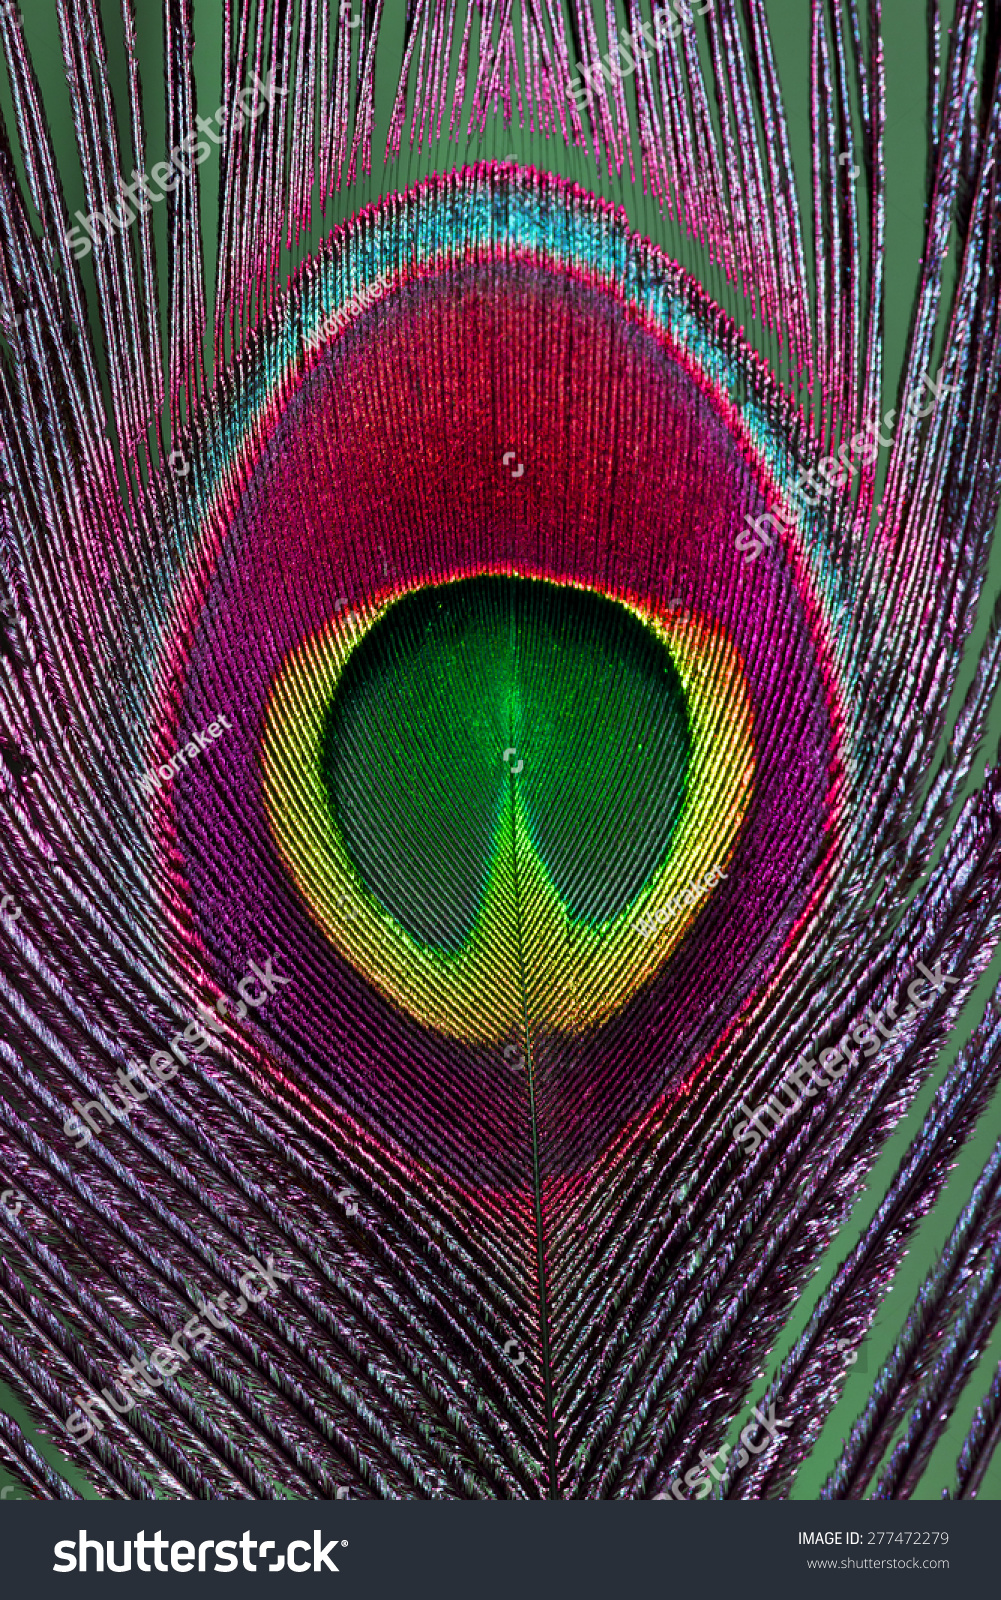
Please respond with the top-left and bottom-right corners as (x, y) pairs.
(0, 0), (1000, 1501)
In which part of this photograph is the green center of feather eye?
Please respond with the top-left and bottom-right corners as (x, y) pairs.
(318, 576), (691, 953)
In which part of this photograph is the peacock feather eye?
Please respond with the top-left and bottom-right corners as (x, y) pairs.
(264, 571), (751, 1044)
(168, 181), (820, 1161)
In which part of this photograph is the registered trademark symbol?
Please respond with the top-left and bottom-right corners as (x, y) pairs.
(341, 1540), (348, 1546)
